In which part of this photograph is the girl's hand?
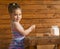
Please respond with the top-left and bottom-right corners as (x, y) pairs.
(30, 25), (36, 30)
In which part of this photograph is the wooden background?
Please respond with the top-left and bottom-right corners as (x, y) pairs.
(0, 0), (60, 49)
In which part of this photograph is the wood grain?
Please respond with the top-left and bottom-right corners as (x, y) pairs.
(0, 0), (60, 49)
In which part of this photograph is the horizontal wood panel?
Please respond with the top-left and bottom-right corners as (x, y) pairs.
(0, 28), (51, 34)
(0, 31), (36, 35)
(0, 4), (60, 10)
(0, 39), (12, 44)
(21, 4), (60, 10)
(0, 20), (10, 23)
(0, 15), (10, 19)
(21, 19), (60, 23)
(0, 0), (60, 5)
(0, 25), (11, 29)
(0, 19), (60, 24)
(0, 23), (60, 28)
(18, 23), (60, 28)
(0, 30), (11, 34)
(0, 5), (48, 10)
(0, 35), (12, 38)
(36, 28), (50, 33)
(18, 1), (60, 5)
(22, 9), (60, 14)
(1, 30), (52, 35)
(0, 14), (53, 19)
(16, 0), (60, 1)
(21, 13), (60, 19)
(1, 9), (60, 15)
(1, 13), (60, 19)
(0, 26), (60, 34)
(24, 36), (60, 45)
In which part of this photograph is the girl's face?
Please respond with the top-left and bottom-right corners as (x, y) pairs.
(10, 8), (22, 22)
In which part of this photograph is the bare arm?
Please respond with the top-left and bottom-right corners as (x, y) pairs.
(13, 22), (35, 36)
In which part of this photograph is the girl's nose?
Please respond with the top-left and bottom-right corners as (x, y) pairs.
(17, 15), (19, 18)
(17, 15), (20, 19)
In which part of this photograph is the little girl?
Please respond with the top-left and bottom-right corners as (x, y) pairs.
(8, 3), (35, 49)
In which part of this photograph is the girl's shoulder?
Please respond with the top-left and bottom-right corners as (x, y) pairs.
(11, 22), (16, 31)
(11, 22), (21, 31)
(13, 22), (22, 27)
(11, 22), (19, 28)
(12, 21), (18, 25)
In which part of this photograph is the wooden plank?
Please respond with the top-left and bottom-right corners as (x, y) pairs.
(1, 9), (60, 15)
(0, 29), (50, 34)
(18, 1), (60, 5)
(0, 31), (36, 35)
(0, 24), (60, 34)
(58, 45), (60, 49)
(21, 4), (60, 10)
(0, 24), (10, 29)
(17, 0), (60, 1)
(1, 19), (60, 24)
(1, 13), (60, 19)
(0, 26), (59, 34)
(0, 23), (60, 28)
(22, 9), (59, 14)
(1, 4), (60, 10)
(22, 23), (60, 28)
(0, 14), (55, 18)
(0, 20), (10, 23)
(0, 26), (52, 34)
(21, 19), (60, 24)
(1, 0), (60, 5)
(13, 13), (60, 19)
(36, 28), (50, 33)
(0, 15), (10, 19)
(0, 39), (12, 44)
(0, 35), (12, 38)
(0, 30), (11, 34)
(0, 0), (18, 5)
(0, 30), (50, 34)
(0, 10), (60, 19)
(25, 36), (60, 45)
(37, 45), (54, 49)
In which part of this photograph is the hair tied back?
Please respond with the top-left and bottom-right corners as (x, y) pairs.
(13, 3), (16, 6)
(8, 2), (20, 13)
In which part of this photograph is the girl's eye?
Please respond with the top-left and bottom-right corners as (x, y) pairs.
(19, 14), (21, 16)
(13, 13), (22, 16)
(14, 14), (17, 16)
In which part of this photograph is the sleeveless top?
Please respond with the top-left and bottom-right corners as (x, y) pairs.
(11, 23), (25, 41)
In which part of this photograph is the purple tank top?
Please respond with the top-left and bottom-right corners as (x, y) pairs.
(11, 28), (25, 40)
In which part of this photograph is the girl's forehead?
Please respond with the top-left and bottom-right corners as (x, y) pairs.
(14, 8), (22, 13)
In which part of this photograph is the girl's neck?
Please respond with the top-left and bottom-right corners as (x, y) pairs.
(11, 20), (20, 23)
(10, 21), (20, 29)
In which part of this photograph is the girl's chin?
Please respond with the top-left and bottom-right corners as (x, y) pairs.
(16, 20), (20, 21)
(14, 19), (21, 22)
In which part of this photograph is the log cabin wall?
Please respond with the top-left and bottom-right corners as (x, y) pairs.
(0, 0), (60, 49)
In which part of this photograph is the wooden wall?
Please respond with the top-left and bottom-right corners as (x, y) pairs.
(0, 0), (60, 49)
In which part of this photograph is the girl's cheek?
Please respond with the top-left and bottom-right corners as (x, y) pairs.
(20, 16), (22, 19)
(20, 15), (22, 19)
(14, 16), (17, 19)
